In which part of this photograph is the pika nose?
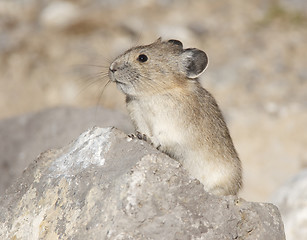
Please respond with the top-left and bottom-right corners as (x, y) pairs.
(109, 62), (118, 73)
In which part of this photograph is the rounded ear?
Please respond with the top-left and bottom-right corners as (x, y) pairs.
(168, 39), (183, 48)
(181, 48), (208, 78)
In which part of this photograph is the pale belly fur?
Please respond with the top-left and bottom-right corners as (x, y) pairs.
(127, 98), (235, 195)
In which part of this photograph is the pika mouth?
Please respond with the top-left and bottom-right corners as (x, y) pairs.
(114, 79), (126, 85)
(109, 71), (124, 85)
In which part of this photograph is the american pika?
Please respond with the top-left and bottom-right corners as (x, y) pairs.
(109, 38), (242, 196)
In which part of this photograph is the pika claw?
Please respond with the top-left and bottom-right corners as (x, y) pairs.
(129, 131), (153, 145)
(128, 133), (137, 139)
(136, 131), (143, 140)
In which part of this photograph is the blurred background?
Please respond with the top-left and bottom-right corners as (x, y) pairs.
(0, 0), (306, 237)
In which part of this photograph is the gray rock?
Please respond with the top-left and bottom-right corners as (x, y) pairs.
(0, 106), (132, 196)
(272, 169), (307, 240)
(40, 1), (81, 29)
(0, 127), (285, 239)
(280, 0), (307, 13)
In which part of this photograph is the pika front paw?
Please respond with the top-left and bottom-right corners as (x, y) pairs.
(128, 131), (152, 144)
(128, 132), (162, 151)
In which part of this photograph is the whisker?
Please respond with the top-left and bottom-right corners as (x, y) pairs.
(75, 63), (110, 69)
(78, 70), (109, 83)
(74, 66), (109, 99)
(75, 79), (102, 98)
(94, 80), (112, 118)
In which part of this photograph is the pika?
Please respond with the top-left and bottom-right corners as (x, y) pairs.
(109, 38), (242, 196)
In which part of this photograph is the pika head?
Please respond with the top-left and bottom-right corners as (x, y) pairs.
(109, 38), (208, 96)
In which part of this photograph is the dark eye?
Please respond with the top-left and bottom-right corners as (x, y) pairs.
(137, 54), (148, 62)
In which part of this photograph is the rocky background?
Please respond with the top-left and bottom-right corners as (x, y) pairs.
(0, 0), (306, 238)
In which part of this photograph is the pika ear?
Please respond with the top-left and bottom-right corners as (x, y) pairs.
(168, 39), (183, 48)
(181, 48), (208, 78)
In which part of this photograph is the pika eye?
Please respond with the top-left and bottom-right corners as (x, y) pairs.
(137, 54), (148, 63)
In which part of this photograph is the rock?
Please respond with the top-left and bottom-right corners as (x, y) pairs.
(0, 106), (133, 195)
(280, 0), (307, 13)
(40, 1), (81, 29)
(272, 169), (307, 240)
(0, 127), (285, 239)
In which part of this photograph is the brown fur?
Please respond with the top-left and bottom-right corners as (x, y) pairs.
(109, 39), (242, 196)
